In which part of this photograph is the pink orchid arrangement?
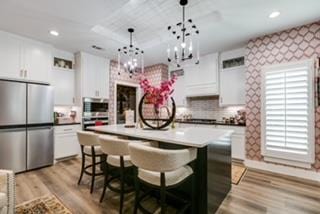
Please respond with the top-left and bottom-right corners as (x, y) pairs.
(140, 74), (177, 109)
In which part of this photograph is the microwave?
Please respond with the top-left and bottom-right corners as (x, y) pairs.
(83, 98), (109, 117)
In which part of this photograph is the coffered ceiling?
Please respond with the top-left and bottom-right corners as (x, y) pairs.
(0, 0), (319, 66)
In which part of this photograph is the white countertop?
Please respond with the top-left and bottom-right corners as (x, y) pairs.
(88, 125), (234, 148)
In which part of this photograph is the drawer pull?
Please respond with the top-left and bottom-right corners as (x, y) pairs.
(63, 129), (73, 131)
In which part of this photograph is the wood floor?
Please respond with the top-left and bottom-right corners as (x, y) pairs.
(16, 158), (320, 214)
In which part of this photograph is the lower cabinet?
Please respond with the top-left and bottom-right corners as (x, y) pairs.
(176, 123), (246, 160)
(54, 125), (81, 160)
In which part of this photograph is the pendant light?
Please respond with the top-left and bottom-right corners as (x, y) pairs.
(167, 0), (200, 68)
(117, 28), (144, 78)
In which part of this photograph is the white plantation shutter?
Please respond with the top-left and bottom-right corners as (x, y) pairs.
(261, 59), (315, 166)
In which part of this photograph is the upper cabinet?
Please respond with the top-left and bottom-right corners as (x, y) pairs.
(51, 49), (76, 106)
(219, 48), (246, 106)
(75, 52), (110, 103)
(184, 53), (219, 97)
(0, 32), (21, 79)
(22, 41), (51, 82)
(169, 68), (186, 106)
(0, 31), (52, 83)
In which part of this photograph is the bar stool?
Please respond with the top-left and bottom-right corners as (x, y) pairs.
(99, 135), (143, 214)
(128, 143), (197, 214)
(77, 131), (115, 193)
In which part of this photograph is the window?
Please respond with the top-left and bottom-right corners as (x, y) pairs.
(261, 59), (315, 168)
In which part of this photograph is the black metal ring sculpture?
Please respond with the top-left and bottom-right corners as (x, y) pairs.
(138, 94), (176, 130)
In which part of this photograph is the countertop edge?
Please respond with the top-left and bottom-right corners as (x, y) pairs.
(88, 126), (234, 148)
(175, 120), (246, 127)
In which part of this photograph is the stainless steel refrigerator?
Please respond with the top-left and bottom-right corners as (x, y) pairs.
(0, 80), (54, 173)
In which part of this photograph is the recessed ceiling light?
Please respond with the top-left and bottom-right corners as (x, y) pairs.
(269, 11), (280, 18)
(49, 30), (59, 36)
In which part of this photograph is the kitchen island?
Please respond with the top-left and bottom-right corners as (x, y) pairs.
(88, 125), (233, 213)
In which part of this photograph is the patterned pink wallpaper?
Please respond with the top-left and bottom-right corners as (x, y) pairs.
(108, 61), (168, 124)
(245, 21), (320, 171)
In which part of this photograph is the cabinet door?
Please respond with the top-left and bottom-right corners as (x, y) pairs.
(82, 53), (97, 98)
(23, 41), (51, 82)
(231, 135), (245, 160)
(0, 32), (22, 79)
(185, 53), (219, 96)
(172, 73), (186, 106)
(51, 69), (75, 105)
(54, 125), (81, 159)
(54, 133), (80, 159)
(95, 56), (109, 98)
(220, 67), (246, 106)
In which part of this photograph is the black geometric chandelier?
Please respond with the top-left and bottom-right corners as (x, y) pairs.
(167, 0), (200, 68)
(118, 28), (144, 78)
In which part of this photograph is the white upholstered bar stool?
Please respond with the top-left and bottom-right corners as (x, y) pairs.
(99, 135), (145, 214)
(128, 143), (197, 214)
(77, 131), (116, 193)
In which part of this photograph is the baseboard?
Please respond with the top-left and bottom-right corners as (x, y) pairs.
(244, 159), (320, 182)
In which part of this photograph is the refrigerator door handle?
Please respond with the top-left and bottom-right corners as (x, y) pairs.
(0, 128), (26, 133)
(27, 126), (53, 131)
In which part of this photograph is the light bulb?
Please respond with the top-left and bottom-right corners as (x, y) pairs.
(124, 63), (127, 67)
(174, 46), (178, 51)
(181, 43), (186, 48)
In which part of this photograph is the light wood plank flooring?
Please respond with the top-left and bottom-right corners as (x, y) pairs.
(16, 158), (320, 214)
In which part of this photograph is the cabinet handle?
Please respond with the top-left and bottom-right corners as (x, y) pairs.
(98, 91), (100, 97)
(73, 97), (75, 104)
(20, 69), (23, 77)
(24, 70), (27, 78)
(220, 97), (223, 104)
(63, 129), (73, 131)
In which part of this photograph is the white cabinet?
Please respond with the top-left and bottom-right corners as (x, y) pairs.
(215, 125), (245, 160)
(0, 31), (21, 79)
(23, 41), (51, 82)
(184, 53), (219, 97)
(0, 31), (52, 83)
(219, 48), (246, 106)
(51, 49), (76, 106)
(169, 68), (186, 106)
(54, 124), (81, 160)
(51, 68), (75, 105)
(176, 122), (246, 160)
(75, 52), (110, 102)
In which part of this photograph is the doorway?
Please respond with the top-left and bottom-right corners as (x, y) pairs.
(116, 84), (137, 124)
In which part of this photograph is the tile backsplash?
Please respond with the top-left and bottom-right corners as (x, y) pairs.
(176, 96), (245, 120)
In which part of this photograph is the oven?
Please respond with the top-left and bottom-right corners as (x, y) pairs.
(83, 98), (108, 117)
(82, 98), (109, 130)
(82, 116), (109, 131)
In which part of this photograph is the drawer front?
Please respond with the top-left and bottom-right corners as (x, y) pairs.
(54, 133), (80, 159)
(54, 125), (81, 135)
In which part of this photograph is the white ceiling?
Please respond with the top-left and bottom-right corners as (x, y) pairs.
(0, 0), (319, 66)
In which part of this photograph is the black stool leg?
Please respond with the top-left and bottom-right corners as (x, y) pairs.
(100, 161), (109, 202)
(191, 173), (195, 214)
(78, 145), (85, 185)
(160, 173), (167, 214)
(90, 146), (96, 194)
(119, 156), (125, 214)
(133, 166), (140, 214)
